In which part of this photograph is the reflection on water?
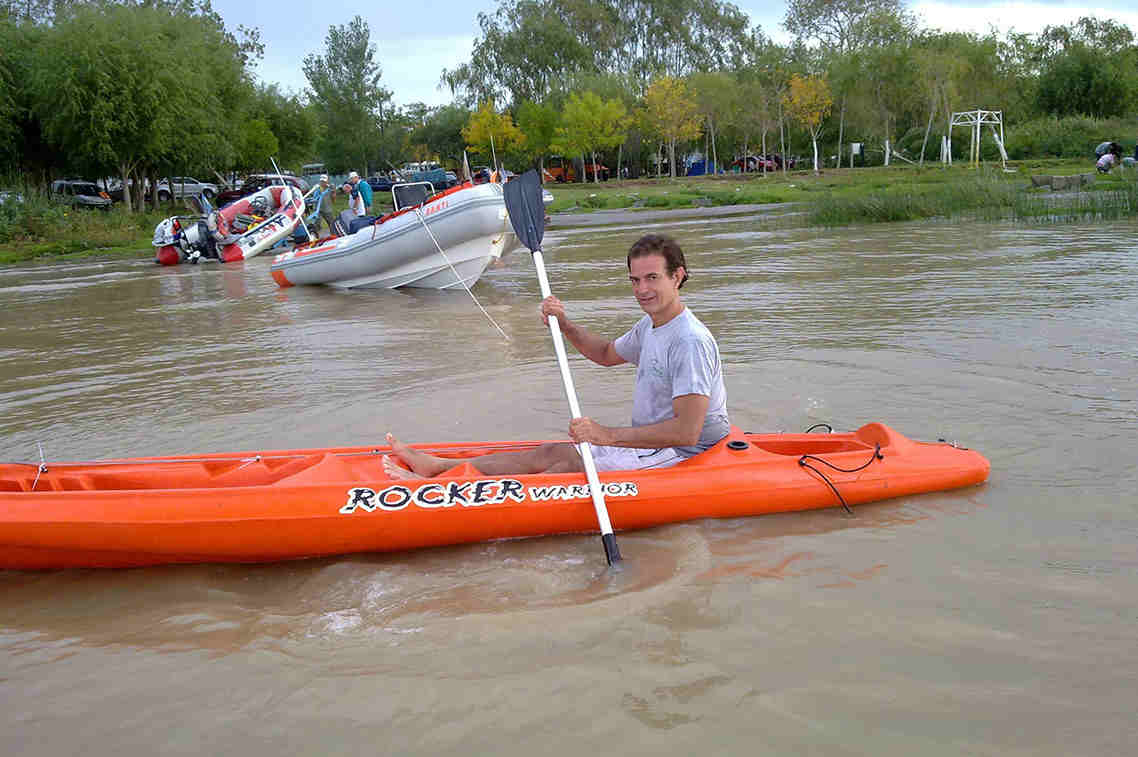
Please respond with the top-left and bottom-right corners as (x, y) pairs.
(2, 215), (1137, 755)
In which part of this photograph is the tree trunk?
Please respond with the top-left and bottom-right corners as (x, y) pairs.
(812, 135), (819, 175)
(779, 118), (787, 175)
(920, 103), (936, 167)
(119, 163), (132, 213)
(669, 139), (676, 179)
(837, 98), (846, 168)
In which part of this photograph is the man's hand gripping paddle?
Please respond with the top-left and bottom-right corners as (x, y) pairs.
(503, 170), (622, 567)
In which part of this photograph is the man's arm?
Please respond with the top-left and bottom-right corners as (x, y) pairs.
(569, 393), (709, 449)
(541, 296), (625, 367)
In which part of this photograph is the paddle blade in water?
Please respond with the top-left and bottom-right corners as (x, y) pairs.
(503, 170), (545, 252)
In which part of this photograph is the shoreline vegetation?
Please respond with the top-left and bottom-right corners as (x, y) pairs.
(2, 160), (1135, 266)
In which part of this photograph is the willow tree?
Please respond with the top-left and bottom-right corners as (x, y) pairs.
(443, 0), (759, 106)
(30, 2), (244, 210)
(782, 74), (833, 174)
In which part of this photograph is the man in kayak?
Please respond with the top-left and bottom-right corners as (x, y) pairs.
(383, 233), (730, 478)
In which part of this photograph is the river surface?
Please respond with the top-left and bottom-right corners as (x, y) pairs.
(2, 211), (1136, 755)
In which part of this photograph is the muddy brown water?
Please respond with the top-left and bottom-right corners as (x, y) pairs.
(2, 211), (1136, 755)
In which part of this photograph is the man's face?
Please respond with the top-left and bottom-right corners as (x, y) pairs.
(628, 253), (684, 323)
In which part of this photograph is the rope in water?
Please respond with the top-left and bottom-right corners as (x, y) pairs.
(414, 206), (510, 342)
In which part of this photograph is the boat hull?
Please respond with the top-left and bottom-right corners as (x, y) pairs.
(0, 424), (989, 570)
(270, 182), (518, 289)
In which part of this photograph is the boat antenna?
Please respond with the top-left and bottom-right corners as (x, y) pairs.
(490, 134), (499, 176)
(271, 156), (312, 243)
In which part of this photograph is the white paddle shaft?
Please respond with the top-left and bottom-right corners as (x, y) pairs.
(531, 249), (615, 537)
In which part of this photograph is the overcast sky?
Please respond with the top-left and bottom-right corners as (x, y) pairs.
(212, 0), (1138, 108)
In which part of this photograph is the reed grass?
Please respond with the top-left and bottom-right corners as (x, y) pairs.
(806, 170), (1138, 227)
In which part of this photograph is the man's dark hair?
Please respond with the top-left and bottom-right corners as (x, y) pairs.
(627, 233), (689, 288)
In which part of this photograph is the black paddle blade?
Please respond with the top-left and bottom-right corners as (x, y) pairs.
(503, 169), (545, 252)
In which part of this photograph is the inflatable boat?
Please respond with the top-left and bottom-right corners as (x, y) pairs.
(152, 184), (305, 265)
(0, 423), (988, 570)
(269, 181), (519, 289)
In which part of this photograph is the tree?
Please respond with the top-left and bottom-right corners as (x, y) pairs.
(412, 105), (471, 168)
(443, 0), (759, 105)
(1031, 18), (1138, 117)
(782, 74), (833, 173)
(250, 84), (317, 170)
(515, 99), (559, 172)
(642, 76), (702, 178)
(30, 2), (246, 210)
(687, 71), (737, 176)
(462, 100), (525, 167)
(303, 16), (391, 174)
(551, 92), (628, 182)
(235, 119), (279, 174)
(784, 0), (915, 164)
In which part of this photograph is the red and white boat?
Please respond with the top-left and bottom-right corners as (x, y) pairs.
(269, 181), (519, 289)
(152, 184), (305, 265)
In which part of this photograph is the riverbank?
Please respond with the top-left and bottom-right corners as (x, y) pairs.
(2, 158), (1133, 264)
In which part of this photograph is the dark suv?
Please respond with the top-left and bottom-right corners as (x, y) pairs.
(367, 175), (396, 193)
(215, 174), (307, 207)
(51, 180), (113, 210)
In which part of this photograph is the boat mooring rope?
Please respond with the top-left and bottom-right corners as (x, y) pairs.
(798, 443), (883, 515)
(414, 207), (510, 342)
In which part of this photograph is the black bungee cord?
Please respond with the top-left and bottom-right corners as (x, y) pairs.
(797, 442), (884, 515)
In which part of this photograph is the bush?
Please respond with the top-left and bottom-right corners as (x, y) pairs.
(0, 191), (68, 243)
(1003, 115), (1135, 160)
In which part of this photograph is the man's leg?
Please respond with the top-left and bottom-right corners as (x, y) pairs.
(383, 434), (582, 479)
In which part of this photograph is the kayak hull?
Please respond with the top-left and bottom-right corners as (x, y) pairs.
(0, 424), (989, 569)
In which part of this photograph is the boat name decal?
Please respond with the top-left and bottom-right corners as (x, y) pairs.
(422, 199), (448, 217)
(340, 479), (639, 513)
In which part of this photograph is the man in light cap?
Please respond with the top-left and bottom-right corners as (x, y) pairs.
(345, 170), (372, 215)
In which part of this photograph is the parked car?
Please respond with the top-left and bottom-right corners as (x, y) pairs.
(215, 174), (307, 206)
(367, 175), (396, 193)
(157, 176), (218, 201)
(50, 180), (112, 210)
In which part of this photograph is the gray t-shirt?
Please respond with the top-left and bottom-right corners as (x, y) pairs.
(612, 307), (730, 458)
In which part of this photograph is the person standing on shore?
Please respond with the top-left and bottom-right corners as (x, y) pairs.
(306, 175), (337, 235)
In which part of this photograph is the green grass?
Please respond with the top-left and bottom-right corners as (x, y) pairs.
(807, 166), (1138, 226)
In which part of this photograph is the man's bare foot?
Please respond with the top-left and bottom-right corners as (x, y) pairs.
(382, 433), (453, 479)
(380, 455), (412, 480)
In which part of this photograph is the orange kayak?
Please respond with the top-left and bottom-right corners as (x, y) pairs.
(0, 423), (989, 570)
